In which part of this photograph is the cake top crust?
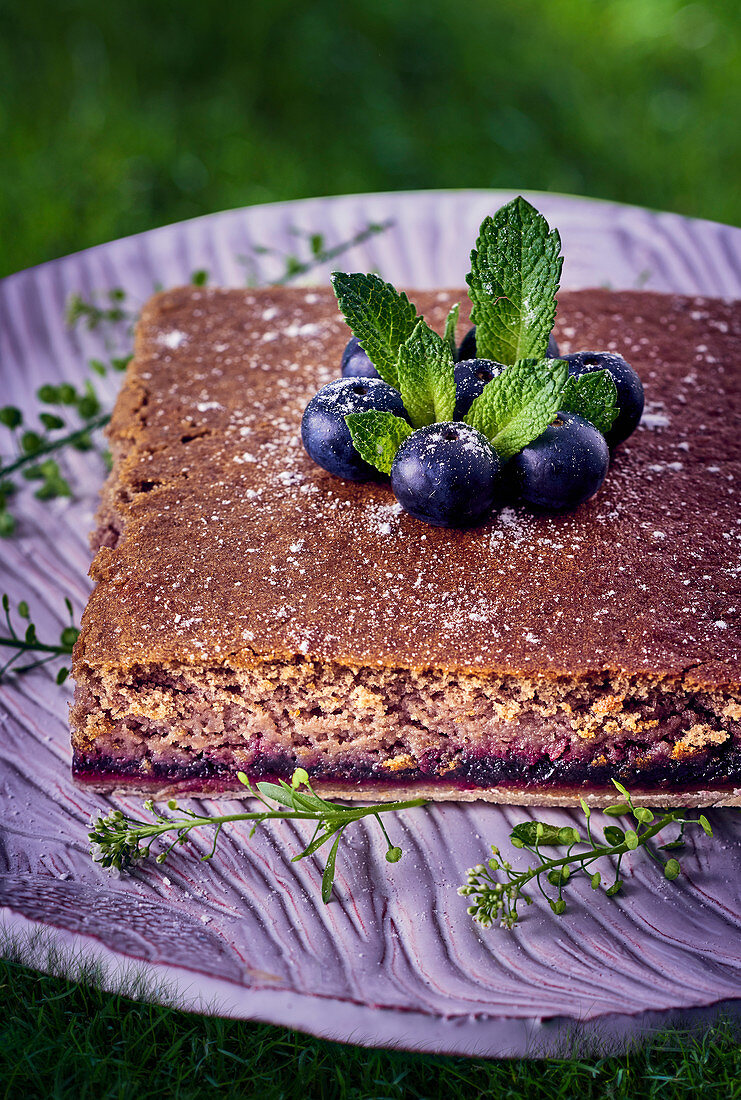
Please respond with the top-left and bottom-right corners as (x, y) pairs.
(76, 285), (741, 688)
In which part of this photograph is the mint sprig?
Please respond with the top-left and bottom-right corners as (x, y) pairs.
(397, 321), (457, 428)
(464, 357), (568, 460)
(345, 410), (413, 475)
(559, 371), (619, 435)
(330, 272), (422, 388)
(466, 197), (562, 365)
(330, 199), (620, 474)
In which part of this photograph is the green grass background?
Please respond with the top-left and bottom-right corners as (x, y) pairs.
(3, 1), (741, 1093)
(2, 954), (740, 1100)
(2, 0), (741, 278)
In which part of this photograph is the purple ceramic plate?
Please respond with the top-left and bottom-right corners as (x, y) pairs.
(1, 190), (740, 1058)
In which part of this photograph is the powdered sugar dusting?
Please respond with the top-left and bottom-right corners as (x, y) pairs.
(641, 407), (671, 429)
(365, 501), (404, 536)
(488, 507), (532, 549)
(159, 330), (188, 349)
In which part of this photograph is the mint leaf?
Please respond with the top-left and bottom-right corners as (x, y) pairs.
(443, 302), (460, 359)
(465, 358), (568, 460)
(397, 321), (457, 429)
(559, 370), (619, 436)
(331, 272), (422, 388)
(466, 197), (562, 365)
(344, 410), (413, 475)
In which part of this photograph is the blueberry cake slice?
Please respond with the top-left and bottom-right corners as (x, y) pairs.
(71, 285), (741, 806)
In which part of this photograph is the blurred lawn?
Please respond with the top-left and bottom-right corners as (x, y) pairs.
(3, 957), (740, 1099)
(2, 0), (741, 277)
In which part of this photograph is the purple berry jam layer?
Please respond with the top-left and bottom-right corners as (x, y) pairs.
(73, 742), (741, 802)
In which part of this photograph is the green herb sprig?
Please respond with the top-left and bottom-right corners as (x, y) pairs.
(0, 362), (129, 535)
(0, 594), (79, 683)
(459, 780), (714, 930)
(66, 287), (134, 331)
(91, 773), (722, 925)
(90, 768), (426, 903)
(243, 221), (392, 287)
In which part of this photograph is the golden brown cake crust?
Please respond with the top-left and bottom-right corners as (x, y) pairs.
(75, 285), (741, 688)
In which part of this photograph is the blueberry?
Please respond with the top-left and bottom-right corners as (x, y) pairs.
(456, 326), (478, 362)
(390, 422), (501, 527)
(563, 351), (644, 446)
(341, 336), (379, 379)
(301, 378), (408, 481)
(453, 358), (505, 419)
(456, 326), (560, 361)
(509, 411), (610, 511)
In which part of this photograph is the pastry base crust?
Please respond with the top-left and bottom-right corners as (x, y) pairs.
(73, 773), (741, 808)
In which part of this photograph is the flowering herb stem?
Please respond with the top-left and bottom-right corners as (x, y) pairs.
(0, 595), (79, 682)
(90, 769), (425, 902)
(243, 220), (393, 286)
(459, 781), (714, 929)
(0, 414), (111, 481)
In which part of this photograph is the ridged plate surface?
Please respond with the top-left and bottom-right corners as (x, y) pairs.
(1, 190), (740, 1057)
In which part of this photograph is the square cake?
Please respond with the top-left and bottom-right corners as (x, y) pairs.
(71, 285), (741, 806)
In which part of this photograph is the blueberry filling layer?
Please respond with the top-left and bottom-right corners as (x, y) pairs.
(73, 741), (741, 794)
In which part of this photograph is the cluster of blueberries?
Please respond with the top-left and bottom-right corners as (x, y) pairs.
(301, 327), (644, 528)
